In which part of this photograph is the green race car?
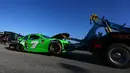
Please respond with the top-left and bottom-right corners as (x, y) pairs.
(9, 33), (72, 55)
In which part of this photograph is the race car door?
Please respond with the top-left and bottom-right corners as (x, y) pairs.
(27, 34), (42, 52)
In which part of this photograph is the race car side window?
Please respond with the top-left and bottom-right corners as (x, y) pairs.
(29, 35), (40, 40)
(23, 36), (28, 40)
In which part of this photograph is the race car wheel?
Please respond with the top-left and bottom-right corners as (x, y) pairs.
(49, 41), (62, 55)
(16, 44), (25, 52)
(106, 43), (130, 68)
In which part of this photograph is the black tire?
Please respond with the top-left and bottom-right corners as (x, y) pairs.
(48, 40), (62, 55)
(106, 43), (130, 68)
(16, 44), (25, 52)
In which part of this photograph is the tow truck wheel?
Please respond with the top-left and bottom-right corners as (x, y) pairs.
(107, 43), (130, 68)
(48, 41), (62, 55)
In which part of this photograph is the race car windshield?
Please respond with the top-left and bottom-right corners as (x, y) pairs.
(42, 35), (50, 38)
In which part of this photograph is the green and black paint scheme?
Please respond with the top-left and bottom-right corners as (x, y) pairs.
(9, 33), (72, 55)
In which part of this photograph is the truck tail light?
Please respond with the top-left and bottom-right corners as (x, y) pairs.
(92, 40), (102, 48)
(94, 44), (101, 48)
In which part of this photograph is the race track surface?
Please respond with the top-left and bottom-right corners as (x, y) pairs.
(0, 44), (129, 73)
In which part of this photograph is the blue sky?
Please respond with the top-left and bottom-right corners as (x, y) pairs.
(0, 0), (129, 39)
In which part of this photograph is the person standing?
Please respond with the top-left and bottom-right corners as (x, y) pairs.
(3, 36), (7, 45)
(7, 35), (11, 44)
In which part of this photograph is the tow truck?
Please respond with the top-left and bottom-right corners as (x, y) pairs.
(68, 14), (130, 68)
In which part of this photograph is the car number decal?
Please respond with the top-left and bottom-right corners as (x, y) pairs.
(30, 41), (39, 48)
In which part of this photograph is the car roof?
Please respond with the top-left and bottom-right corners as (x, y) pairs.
(25, 33), (42, 36)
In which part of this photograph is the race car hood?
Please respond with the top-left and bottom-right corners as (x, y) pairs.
(51, 33), (70, 39)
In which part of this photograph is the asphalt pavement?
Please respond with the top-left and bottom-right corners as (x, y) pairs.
(0, 44), (129, 73)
